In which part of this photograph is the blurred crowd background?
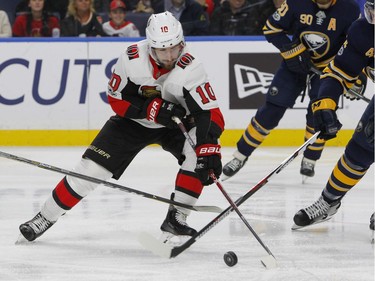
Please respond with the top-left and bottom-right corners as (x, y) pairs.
(0, 0), (366, 38)
(0, 0), (282, 38)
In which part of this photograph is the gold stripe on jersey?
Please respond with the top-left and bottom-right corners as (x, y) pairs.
(321, 60), (358, 90)
(313, 56), (335, 69)
(262, 20), (284, 35)
(281, 43), (307, 59)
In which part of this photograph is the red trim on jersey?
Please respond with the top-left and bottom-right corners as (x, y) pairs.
(176, 172), (203, 195)
(149, 55), (171, 79)
(210, 108), (225, 132)
(54, 179), (81, 209)
(108, 95), (131, 117)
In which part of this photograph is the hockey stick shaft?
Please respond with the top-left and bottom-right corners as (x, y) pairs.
(169, 131), (320, 258)
(172, 117), (276, 258)
(0, 150), (222, 213)
(310, 67), (371, 103)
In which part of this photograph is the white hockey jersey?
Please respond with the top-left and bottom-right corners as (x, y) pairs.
(107, 39), (224, 133)
(102, 20), (140, 37)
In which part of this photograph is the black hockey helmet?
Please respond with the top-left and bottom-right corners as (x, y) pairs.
(365, 0), (375, 24)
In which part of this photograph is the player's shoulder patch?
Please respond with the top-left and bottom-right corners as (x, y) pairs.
(177, 53), (195, 69)
(127, 44), (140, 60)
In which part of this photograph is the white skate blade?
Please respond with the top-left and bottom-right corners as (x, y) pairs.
(137, 232), (173, 258)
(220, 174), (230, 182)
(302, 175), (309, 184)
(260, 255), (278, 269)
(15, 234), (29, 245)
(158, 231), (189, 246)
(291, 216), (333, 230)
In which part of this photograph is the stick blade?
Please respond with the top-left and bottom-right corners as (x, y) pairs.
(137, 232), (173, 258)
(194, 205), (223, 213)
(260, 255), (278, 269)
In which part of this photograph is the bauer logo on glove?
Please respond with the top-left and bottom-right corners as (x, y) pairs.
(197, 146), (221, 156)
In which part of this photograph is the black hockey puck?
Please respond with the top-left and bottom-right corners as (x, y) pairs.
(224, 251), (238, 267)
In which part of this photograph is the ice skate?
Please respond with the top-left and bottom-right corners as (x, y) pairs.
(222, 156), (248, 181)
(19, 212), (54, 241)
(300, 157), (316, 183)
(292, 196), (341, 230)
(160, 205), (197, 244)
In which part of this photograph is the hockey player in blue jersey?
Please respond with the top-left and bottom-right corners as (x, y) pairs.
(223, 0), (361, 181)
(293, 0), (374, 230)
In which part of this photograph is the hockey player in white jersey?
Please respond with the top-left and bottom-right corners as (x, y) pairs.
(19, 12), (224, 242)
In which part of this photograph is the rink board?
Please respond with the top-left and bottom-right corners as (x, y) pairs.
(0, 37), (370, 146)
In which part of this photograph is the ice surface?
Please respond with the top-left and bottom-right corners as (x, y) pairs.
(0, 146), (373, 281)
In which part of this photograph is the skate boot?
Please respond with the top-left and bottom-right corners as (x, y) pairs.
(19, 212), (54, 241)
(160, 205), (197, 238)
(300, 157), (316, 178)
(292, 196), (341, 230)
(222, 156), (248, 180)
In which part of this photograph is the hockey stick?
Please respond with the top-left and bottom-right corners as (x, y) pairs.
(172, 116), (277, 268)
(139, 131), (319, 263)
(0, 150), (222, 213)
(310, 67), (371, 103)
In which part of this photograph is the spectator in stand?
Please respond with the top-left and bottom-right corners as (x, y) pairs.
(61, 0), (107, 37)
(46, 0), (69, 20)
(133, 0), (154, 13)
(12, 0), (60, 37)
(154, 0), (209, 35)
(0, 10), (12, 37)
(195, 0), (214, 18)
(94, 0), (110, 14)
(103, 0), (140, 36)
(209, 0), (276, 35)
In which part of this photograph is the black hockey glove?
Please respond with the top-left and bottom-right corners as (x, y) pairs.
(311, 97), (342, 140)
(195, 144), (222, 185)
(281, 40), (313, 74)
(144, 97), (186, 129)
(343, 72), (368, 101)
